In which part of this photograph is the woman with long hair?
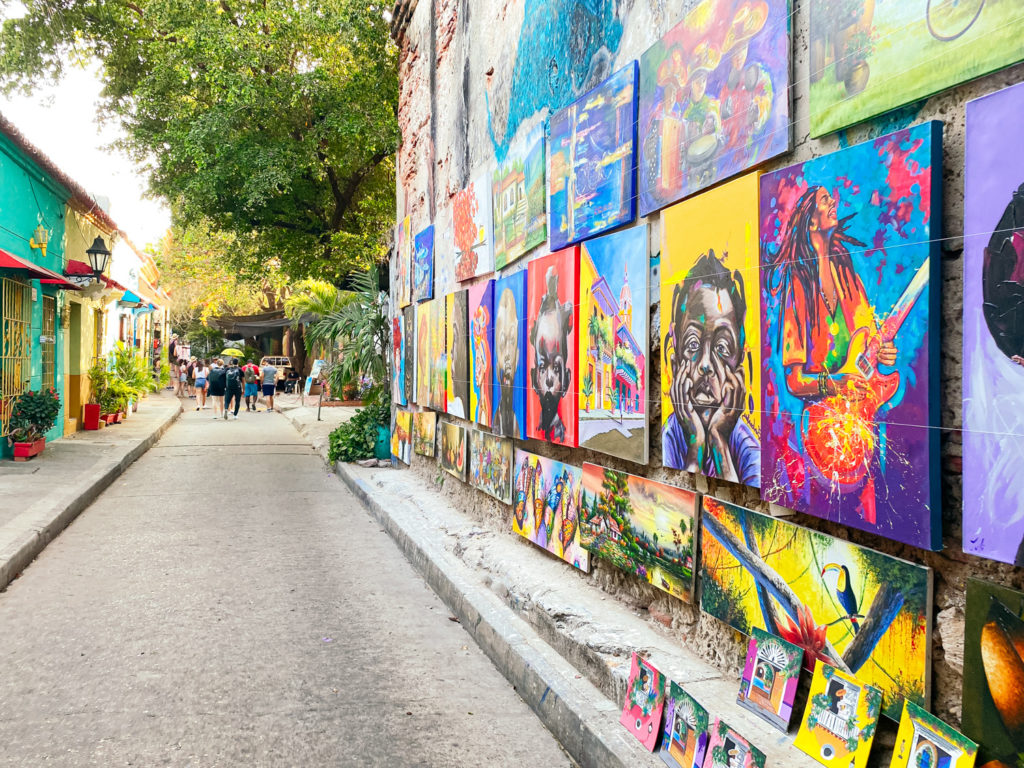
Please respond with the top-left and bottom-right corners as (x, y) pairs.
(193, 359), (210, 410)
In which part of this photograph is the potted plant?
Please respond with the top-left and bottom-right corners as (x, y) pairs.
(8, 388), (61, 461)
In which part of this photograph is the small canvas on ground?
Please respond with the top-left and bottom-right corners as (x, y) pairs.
(736, 627), (802, 732)
(701, 718), (765, 768)
(390, 410), (411, 465)
(660, 681), (709, 768)
(891, 699), (977, 768)
(794, 663), (881, 768)
(620, 651), (666, 752)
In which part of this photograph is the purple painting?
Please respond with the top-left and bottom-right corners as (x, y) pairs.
(963, 83), (1024, 565)
(759, 123), (942, 550)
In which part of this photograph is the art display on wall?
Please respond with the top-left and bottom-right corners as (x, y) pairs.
(578, 225), (649, 465)
(492, 123), (546, 270)
(438, 420), (466, 481)
(759, 123), (942, 550)
(620, 652), (666, 752)
(493, 269), (528, 440)
(392, 313), (407, 407)
(428, 298), (447, 412)
(962, 81), (1024, 566)
(527, 247), (580, 446)
(580, 463), (697, 603)
(413, 224), (435, 303)
(391, 410), (412, 465)
(446, 289), (470, 419)
(701, 719), (765, 768)
(468, 279), (495, 428)
(892, 699), (977, 768)
(808, 1), (1024, 137)
(414, 302), (430, 405)
(468, 430), (513, 505)
(453, 173), (494, 282)
(660, 682), (709, 768)
(397, 215), (412, 307)
(700, 496), (932, 720)
(512, 449), (589, 573)
(661, 172), (760, 485)
(402, 306), (414, 403)
(413, 411), (436, 458)
(637, 0), (792, 216)
(793, 663), (881, 768)
(737, 626), (802, 732)
(548, 61), (638, 250)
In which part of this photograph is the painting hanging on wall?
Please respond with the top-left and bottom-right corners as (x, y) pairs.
(737, 626), (802, 732)
(392, 313), (407, 407)
(413, 411), (436, 457)
(962, 82), (1024, 566)
(637, 0), (792, 217)
(493, 269), (527, 440)
(578, 225), (649, 465)
(809, 1), (1024, 137)
(661, 172), (760, 486)
(413, 224), (435, 303)
(580, 463), (697, 603)
(414, 302), (430, 406)
(700, 496), (932, 720)
(660, 682), (709, 768)
(527, 247), (580, 447)
(428, 298), (447, 412)
(793, 663), (881, 768)
(391, 410), (412, 465)
(453, 173), (494, 282)
(759, 122), (942, 550)
(700, 719), (765, 768)
(492, 123), (547, 270)
(397, 215), (412, 307)
(469, 430), (513, 505)
(446, 289), (470, 419)
(512, 449), (589, 573)
(892, 699), (977, 768)
(403, 306), (414, 404)
(468, 279), (495, 428)
(548, 61), (638, 250)
(438, 420), (466, 481)
(620, 652), (666, 752)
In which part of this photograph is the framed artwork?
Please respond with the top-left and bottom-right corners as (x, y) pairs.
(493, 269), (528, 440)
(548, 61), (638, 250)
(620, 652), (666, 752)
(468, 430), (513, 505)
(438, 420), (467, 481)
(962, 82), (1024, 566)
(414, 302), (431, 406)
(468, 279), (495, 428)
(413, 224), (435, 303)
(759, 122), (942, 550)
(637, 0), (791, 216)
(661, 172), (760, 486)
(527, 247), (580, 447)
(580, 463), (697, 603)
(453, 172), (494, 282)
(737, 626), (803, 732)
(700, 719), (765, 768)
(512, 449), (589, 573)
(660, 682), (709, 768)
(892, 699), (977, 768)
(578, 225), (649, 465)
(492, 123), (546, 270)
(794, 663), (881, 768)
(434, 202), (456, 299)
(397, 215), (412, 307)
(392, 313), (407, 407)
(446, 289), (470, 419)
(391, 410), (412, 465)
(413, 411), (436, 457)
(428, 298), (447, 412)
(402, 305), (414, 404)
(700, 496), (932, 720)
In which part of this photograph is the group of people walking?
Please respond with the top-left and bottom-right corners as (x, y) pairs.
(172, 354), (278, 420)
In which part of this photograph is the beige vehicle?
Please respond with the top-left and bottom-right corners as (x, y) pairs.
(258, 356), (292, 385)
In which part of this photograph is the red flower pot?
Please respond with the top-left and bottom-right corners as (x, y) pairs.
(13, 438), (46, 461)
(83, 404), (101, 431)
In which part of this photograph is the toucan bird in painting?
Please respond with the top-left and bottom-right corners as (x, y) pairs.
(821, 563), (860, 634)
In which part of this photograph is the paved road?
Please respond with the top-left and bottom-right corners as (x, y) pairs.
(0, 407), (573, 767)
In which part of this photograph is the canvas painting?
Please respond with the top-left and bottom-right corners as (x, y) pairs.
(580, 463), (697, 603)
(492, 123), (547, 270)
(661, 172), (760, 486)
(391, 313), (407, 407)
(737, 626), (803, 732)
(397, 215), (412, 307)
(962, 82), (1024, 566)
(892, 699), (977, 768)
(468, 279), (495, 428)
(414, 302), (431, 406)
(493, 269), (528, 440)
(446, 289), (470, 419)
(794, 663), (881, 768)
(620, 652), (666, 752)
(660, 682), (709, 768)
(413, 225), (435, 303)
(402, 305), (414, 403)
(434, 202), (457, 299)
(428, 298), (447, 412)
(700, 719), (765, 768)
(469, 430), (513, 505)
(527, 247), (580, 447)
(809, 1), (1024, 137)
(700, 496), (932, 720)
(548, 61), (638, 250)
(453, 173), (494, 281)
(578, 225), (649, 465)
(512, 449), (590, 573)
(637, 0), (791, 217)
(413, 410), (436, 457)
(391, 410), (412, 465)
(438, 420), (466, 481)
(759, 123), (942, 550)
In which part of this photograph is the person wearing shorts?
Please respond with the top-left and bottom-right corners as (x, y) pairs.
(193, 359), (210, 410)
(261, 362), (277, 412)
(242, 360), (261, 411)
(207, 359), (226, 419)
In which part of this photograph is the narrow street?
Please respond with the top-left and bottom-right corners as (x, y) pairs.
(0, 408), (573, 767)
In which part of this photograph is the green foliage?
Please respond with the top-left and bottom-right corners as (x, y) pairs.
(699, 571), (750, 634)
(111, 342), (158, 395)
(8, 388), (60, 442)
(158, 362), (171, 388)
(326, 389), (390, 463)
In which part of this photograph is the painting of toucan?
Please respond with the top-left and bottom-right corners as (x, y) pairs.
(822, 563), (860, 634)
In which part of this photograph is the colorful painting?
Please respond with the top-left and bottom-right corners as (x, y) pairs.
(428, 298), (447, 412)
(809, 1), (1024, 137)
(660, 682), (709, 768)
(414, 302), (431, 405)
(492, 123), (546, 270)
(700, 496), (932, 720)
(661, 172), (760, 485)
(434, 203), (457, 299)
(892, 699), (977, 768)
(701, 719), (765, 768)
(512, 449), (589, 573)
(637, 0), (791, 217)
(453, 173), (494, 281)
(438, 420), (466, 481)
(527, 247), (580, 446)
(391, 314), (407, 407)
(391, 410), (412, 465)
(794, 663), (881, 768)
(397, 215), (412, 307)
(446, 289), (469, 419)
(578, 225), (649, 465)
(402, 306), (414, 403)
(493, 269), (527, 440)
(759, 123), (942, 550)
(620, 652), (666, 752)
(413, 411), (436, 457)
(413, 224), (435, 303)
(468, 279), (495, 428)
(580, 463), (697, 603)
(469, 430), (513, 505)
(548, 61), (638, 250)
(737, 627), (803, 731)
(962, 82), (1024, 566)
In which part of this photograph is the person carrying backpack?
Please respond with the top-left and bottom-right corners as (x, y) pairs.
(207, 359), (227, 419)
(223, 358), (244, 420)
(242, 360), (261, 412)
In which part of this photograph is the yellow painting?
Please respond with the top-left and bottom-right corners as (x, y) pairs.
(660, 172), (760, 487)
(794, 663), (881, 768)
(414, 302), (430, 406)
(890, 700), (977, 768)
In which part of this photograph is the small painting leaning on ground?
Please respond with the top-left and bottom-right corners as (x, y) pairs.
(512, 449), (589, 573)
(492, 123), (546, 270)
(808, 0), (1024, 137)
(413, 224), (435, 303)
(453, 172), (494, 282)
(412, 411), (436, 458)
(620, 652), (666, 752)
(660, 681), (709, 768)
(701, 718), (765, 768)
(700, 496), (932, 720)
(390, 410), (411, 465)
(445, 289), (470, 419)
(438, 420), (466, 481)
(580, 464), (697, 603)
(468, 430), (513, 505)
(736, 626), (802, 732)
(793, 663), (881, 768)
(891, 699), (977, 768)
(468, 279), (495, 428)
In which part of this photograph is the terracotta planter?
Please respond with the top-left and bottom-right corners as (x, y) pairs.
(83, 403), (101, 431)
(13, 438), (46, 461)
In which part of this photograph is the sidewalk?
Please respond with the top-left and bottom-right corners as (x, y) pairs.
(0, 390), (182, 591)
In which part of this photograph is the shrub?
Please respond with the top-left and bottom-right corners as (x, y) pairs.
(8, 388), (61, 443)
(326, 390), (390, 463)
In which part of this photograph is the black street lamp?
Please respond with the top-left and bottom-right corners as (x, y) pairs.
(85, 236), (112, 280)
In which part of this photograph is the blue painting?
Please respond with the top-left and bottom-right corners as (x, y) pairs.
(493, 269), (528, 440)
(413, 225), (435, 303)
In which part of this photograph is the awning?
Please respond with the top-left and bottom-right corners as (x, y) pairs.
(119, 289), (144, 307)
(0, 248), (81, 290)
(64, 259), (127, 292)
